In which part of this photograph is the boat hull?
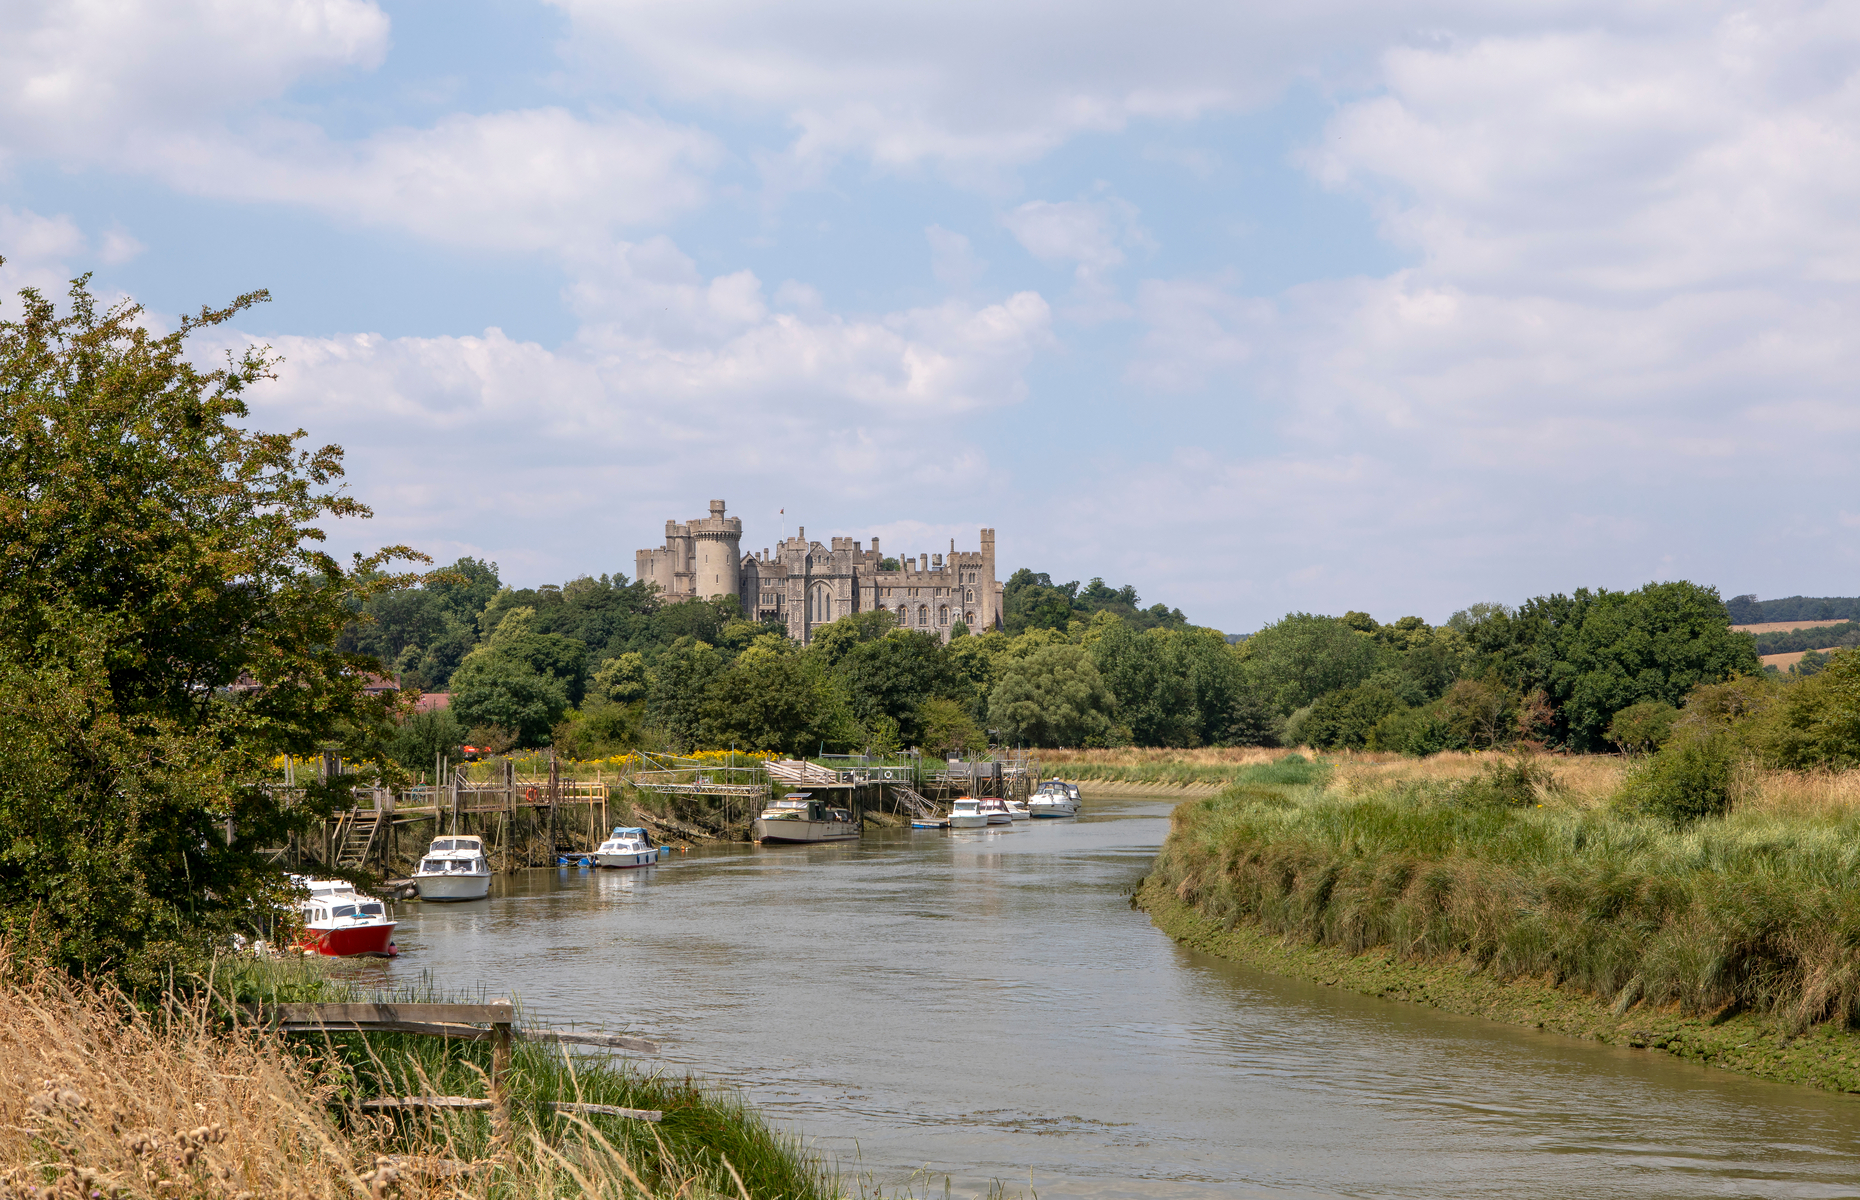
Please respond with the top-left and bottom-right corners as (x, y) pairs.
(1028, 803), (1081, 818)
(305, 922), (398, 957)
(413, 872), (491, 901)
(594, 850), (658, 868)
(753, 817), (861, 843)
(946, 814), (989, 828)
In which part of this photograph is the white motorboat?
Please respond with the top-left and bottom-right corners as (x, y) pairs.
(593, 826), (661, 868)
(753, 794), (861, 843)
(1028, 780), (1083, 818)
(947, 797), (989, 828)
(411, 834), (492, 901)
(978, 797), (1013, 825)
(292, 876), (398, 956)
(1005, 799), (1032, 821)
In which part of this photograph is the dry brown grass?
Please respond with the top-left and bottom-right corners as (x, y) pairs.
(1039, 747), (1286, 767)
(0, 961), (769, 1200)
(0, 958), (363, 1200)
(1733, 620), (1854, 634)
(1740, 768), (1860, 819)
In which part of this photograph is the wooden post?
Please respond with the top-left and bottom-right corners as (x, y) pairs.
(548, 754), (560, 866)
(490, 997), (513, 1154)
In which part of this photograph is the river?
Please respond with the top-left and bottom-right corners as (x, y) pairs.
(349, 793), (1860, 1198)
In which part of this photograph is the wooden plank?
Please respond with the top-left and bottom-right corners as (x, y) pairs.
(256, 1001), (516, 1025)
(361, 1096), (493, 1111)
(521, 1029), (659, 1054)
(550, 1102), (662, 1123)
(280, 1020), (494, 1041)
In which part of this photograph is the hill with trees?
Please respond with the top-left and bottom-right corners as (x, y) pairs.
(1726, 594), (1860, 624)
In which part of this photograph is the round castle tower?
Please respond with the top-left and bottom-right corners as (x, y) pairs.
(689, 499), (743, 605)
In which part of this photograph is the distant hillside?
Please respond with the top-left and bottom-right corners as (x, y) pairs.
(1726, 594), (1860, 624)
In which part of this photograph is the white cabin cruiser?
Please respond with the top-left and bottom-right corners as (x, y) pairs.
(1005, 799), (1032, 821)
(946, 797), (989, 828)
(1028, 780), (1083, 818)
(978, 797), (1014, 825)
(411, 834), (492, 901)
(753, 794), (861, 844)
(594, 826), (661, 868)
(292, 876), (398, 956)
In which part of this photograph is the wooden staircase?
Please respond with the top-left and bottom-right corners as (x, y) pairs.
(333, 810), (383, 870)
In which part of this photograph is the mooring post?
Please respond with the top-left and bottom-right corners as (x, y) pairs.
(548, 754), (560, 865)
(490, 997), (513, 1154)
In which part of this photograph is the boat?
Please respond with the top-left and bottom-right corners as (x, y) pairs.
(1028, 780), (1083, 818)
(593, 826), (661, 868)
(1005, 798), (1032, 821)
(411, 834), (492, 901)
(753, 793), (861, 844)
(946, 797), (988, 828)
(978, 797), (1013, 825)
(293, 877), (398, 956)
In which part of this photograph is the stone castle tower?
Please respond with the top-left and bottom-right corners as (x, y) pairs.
(635, 501), (1001, 644)
(634, 500), (743, 606)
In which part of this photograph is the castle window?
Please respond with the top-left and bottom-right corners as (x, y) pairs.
(965, 611), (975, 626)
(966, 589), (974, 602)
(896, 604), (907, 621)
(917, 606), (928, 626)
(939, 606), (948, 625)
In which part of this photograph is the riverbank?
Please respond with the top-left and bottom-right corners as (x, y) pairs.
(1137, 753), (1860, 1096)
(1, 954), (837, 1199)
(1137, 875), (1860, 1093)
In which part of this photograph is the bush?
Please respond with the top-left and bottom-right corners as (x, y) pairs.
(1614, 736), (1737, 825)
(1454, 754), (1560, 808)
(1301, 683), (1404, 750)
(1606, 699), (1678, 755)
(1369, 701), (1467, 756)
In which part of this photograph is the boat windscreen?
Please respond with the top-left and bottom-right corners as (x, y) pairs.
(332, 905), (358, 919)
(360, 903), (384, 916)
(433, 839), (454, 851)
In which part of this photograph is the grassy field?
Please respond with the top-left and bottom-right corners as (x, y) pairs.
(1139, 752), (1860, 1091)
(1, 954), (838, 1199)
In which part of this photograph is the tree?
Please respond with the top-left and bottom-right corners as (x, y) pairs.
(1301, 684), (1403, 750)
(1240, 613), (1392, 714)
(699, 654), (860, 755)
(447, 650), (569, 746)
(645, 639), (723, 750)
(917, 696), (987, 757)
(0, 271), (416, 980)
(833, 631), (967, 746)
(988, 645), (1117, 747)
(1606, 700), (1678, 755)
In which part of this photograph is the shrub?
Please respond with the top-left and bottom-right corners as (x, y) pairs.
(1369, 702), (1466, 756)
(1454, 754), (1561, 808)
(1301, 683), (1404, 750)
(1606, 699), (1678, 755)
(1613, 736), (1737, 825)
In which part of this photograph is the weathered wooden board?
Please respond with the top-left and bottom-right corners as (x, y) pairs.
(550, 1102), (662, 1122)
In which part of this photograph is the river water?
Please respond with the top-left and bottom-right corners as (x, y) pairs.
(351, 793), (1860, 1198)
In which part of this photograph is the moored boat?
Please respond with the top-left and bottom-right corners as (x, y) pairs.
(1005, 798), (1032, 821)
(411, 834), (492, 901)
(593, 826), (661, 868)
(1027, 780), (1083, 818)
(947, 797), (988, 828)
(753, 793), (861, 844)
(978, 797), (1013, 825)
(293, 877), (398, 956)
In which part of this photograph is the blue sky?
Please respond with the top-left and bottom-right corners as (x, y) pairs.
(5, 0), (1858, 632)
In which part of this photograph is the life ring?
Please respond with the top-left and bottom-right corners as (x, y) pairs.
(525, 786), (540, 803)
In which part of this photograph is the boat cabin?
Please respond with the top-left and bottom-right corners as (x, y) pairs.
(419, 834), (488, 875)
(759, 794), (849, 822)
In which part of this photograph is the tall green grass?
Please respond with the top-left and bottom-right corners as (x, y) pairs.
(208, 959), (836, 1198)
(1152, 756), (1860, 1029)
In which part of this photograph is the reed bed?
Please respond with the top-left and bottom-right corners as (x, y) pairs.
(1150, 755), (1860, 1032)
(0, 955), (835, 1199)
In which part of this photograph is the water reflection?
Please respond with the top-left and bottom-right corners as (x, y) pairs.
(350, 798), (1860, 1199)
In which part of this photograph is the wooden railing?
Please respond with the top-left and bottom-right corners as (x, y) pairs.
(244, 1000), (662, 1150)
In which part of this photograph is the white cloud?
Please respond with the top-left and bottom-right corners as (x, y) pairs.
(0, 0), (389, 160)
(146, 109), (723, 252)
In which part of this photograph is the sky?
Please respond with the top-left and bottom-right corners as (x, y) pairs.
(4, 0), (1858, 633)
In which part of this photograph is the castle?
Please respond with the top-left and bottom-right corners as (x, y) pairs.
(635, 500), (1002, 644)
